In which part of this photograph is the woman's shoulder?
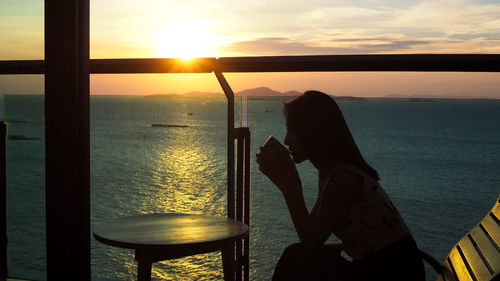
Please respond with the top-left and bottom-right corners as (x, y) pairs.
(319, 164), (364, 209)
(321, 164), (368, 185)
(319, 164), (365, 202)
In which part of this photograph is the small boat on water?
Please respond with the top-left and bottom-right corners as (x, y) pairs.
(151, 124), (189, 128)
(8, 135), (40, 140)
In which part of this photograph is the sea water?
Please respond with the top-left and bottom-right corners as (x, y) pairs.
(4, 95), (500, 281)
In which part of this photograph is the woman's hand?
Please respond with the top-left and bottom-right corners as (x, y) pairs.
(256, 145), (302, 196)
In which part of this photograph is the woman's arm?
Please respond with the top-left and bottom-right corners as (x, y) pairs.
(282, 170), (363, 249)
(256, 145), (362, 248)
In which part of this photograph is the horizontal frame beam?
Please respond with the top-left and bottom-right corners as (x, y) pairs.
(91, 58), (216, 73)
(215, 54), (500, 73)
(1, 54), (500, 75)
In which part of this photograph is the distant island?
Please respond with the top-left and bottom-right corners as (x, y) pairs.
(383, 94), (497, 100)
(409, 98), (435, 102)
(5, 119), (28, 123)
(5, 91), (499, 100)
(144, 87), (498, 100)
(145, 87), (301, 98)
(8, 135), (40, 140)
(144, 87), (370, 99)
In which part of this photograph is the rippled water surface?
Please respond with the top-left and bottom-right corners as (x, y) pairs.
(4, 95), (500, 280)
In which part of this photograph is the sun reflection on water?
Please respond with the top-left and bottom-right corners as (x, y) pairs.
(154, 252), (223, 281)
(143, 125), (227, 280)
(146, 126), (226, 215)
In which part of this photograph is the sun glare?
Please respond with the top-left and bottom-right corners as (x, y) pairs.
(152, 20), (220, 60)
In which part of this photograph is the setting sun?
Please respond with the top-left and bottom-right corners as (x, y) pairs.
(152, 20), (220, 60)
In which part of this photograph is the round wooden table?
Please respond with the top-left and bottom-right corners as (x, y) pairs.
(93, 213), (249, 281)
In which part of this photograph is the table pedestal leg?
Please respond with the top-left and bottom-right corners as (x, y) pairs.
(221, 244), (235, 281)
(136, 256), (152, 281)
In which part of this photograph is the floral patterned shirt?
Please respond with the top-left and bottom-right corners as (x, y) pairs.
(319, 165), (411, 260)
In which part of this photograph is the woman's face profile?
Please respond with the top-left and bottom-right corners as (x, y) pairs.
(284, 128), (308, 163)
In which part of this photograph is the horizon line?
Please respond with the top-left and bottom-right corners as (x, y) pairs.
(2, 93), (499, 100)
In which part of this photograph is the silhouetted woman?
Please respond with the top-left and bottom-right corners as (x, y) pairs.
(256, 91), (425, 281)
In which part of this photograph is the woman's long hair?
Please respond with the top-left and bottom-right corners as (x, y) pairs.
(283, 90), (380, 180)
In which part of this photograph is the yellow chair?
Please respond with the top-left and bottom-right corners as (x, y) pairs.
(421, 194), (500, 281)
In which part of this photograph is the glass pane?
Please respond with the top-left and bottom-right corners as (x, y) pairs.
(247, 85), (500, 281)
(2, 1), (44, 276)
(0, 1), (43, 61)
(91, 94), (241, 280)
(4, 94), (46, 280)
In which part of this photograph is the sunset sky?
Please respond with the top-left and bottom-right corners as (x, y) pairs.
(1, 0), (499, 97)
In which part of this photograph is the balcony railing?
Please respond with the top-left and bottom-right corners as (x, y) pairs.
(1, 54), (500, 281)
(1, 1), (500, 280)
(1, 54), (500, 75)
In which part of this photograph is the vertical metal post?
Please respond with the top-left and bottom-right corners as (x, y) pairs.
(214, 71), (235, 219)
(0, 113), (7, 277)
(215, 72), (251, 281)
(45, 0), (90, 280)
(243, 128), (250, 281)
(236, 132), (244, 281)
(235, 127), (250, 281)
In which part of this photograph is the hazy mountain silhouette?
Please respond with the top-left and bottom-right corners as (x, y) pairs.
(146, 87), (302, 97)
(383, 94), (497, 100)
(237, 87), (302, 97)
(146, 88), (496, 100)
(237, 87), (282, 96)
(146, 89), (497, 100)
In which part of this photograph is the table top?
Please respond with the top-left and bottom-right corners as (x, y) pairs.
(93, 213), (249, 250)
